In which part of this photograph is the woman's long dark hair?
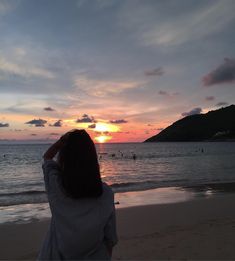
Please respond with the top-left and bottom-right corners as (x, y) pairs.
(58, 129), (103, 199)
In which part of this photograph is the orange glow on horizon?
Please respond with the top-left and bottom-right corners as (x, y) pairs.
(0, 114), (167, 142)
(95, 135), (112, 143)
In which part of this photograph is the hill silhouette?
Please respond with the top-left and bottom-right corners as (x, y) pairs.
(145, 105), (235, 142)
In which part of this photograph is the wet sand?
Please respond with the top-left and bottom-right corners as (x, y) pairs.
(1, 193), (235, 260)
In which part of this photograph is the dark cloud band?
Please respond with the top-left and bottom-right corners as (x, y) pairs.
(181, 107), (202, 117)
(76, 114), (96, 123)
(203, 58), (235, 86)
(88, 123), (96, 129)
(145, 67), (164, 76)
(205, 96), (215, 101)
(0, 123), (9, 127)
(50, 120), (62, 127)
(109, 119), (128, 124)
(25, 119), (47, 127)
(44, 107), (55, 111)
(215, 102), (229, 107)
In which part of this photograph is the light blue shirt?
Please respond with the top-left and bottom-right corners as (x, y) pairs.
(38, 160), (118, 260)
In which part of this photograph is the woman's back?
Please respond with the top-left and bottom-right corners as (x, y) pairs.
(38, 131), (117, 260)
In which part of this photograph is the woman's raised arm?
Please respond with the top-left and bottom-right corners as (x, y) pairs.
(43, 139), (63, 160)
(43, 132), (71, 160)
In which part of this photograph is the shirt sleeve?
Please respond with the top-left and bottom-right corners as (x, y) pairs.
(42, 159), (60, 194)
(104, 202), (118, 248)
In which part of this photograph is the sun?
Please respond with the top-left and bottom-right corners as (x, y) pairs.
(95, 122), (119, 132)
(95, 135), (112, 143)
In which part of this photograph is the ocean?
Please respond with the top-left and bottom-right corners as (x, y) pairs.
(0, 142), (235, 224)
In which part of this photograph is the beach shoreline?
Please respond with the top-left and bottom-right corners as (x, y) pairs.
(1, 183), (235, 224)
(0, 184), (219, 224)
(1, 193), (235, 260)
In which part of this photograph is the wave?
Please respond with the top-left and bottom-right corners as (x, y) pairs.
(2, 179), (235, 207)
(0, 190), (47, 207)
(111, 178), (235, 193)
(0, 190), (45, 197)
(110, 179), (190, 193)
(0, 180), (185, 206)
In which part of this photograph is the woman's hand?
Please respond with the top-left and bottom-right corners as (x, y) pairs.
(43, 132), (71, 160)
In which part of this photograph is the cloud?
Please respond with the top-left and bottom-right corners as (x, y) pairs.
(0, 1), (19, 15)
(74, 75), (141, 97)
(30, 133), (37, 136)
(118, 0), (235, 48)
(0, 2), (11, 15)
(25, 118), (47, 127)
(0, 57), (54, 79)
(140, 1), (235, 47)
(95, 131), (111, 136)
(0, 42), (73, 95)
(157, 90), (179, 96)
(49, 133), (59, 136)
(109, 119), (128, 124)
(88, 123), (96, 129)
(44, 107), (55, 111)
(205, 96), (215, 101)
(215, 102), (229, 107)
(144, 67), (164, 76)
(76, 114), (96, 123)
(158, 90), (168, 95)
(203, 58), (235, 86)
(181, 107), (202, 117)
(0, 122), (9, 127)
(50, 120), (62, 127)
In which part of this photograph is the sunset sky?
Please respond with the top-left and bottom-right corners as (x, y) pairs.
(0, 0), (235, 142)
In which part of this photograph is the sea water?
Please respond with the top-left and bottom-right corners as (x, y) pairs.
(0, 142), (235, 223)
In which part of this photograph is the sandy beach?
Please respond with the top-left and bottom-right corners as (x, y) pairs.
(1, 193), (235, 260)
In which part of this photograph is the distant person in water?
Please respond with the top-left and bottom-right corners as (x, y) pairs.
(133, 153), (137, 160)
(38, 129), (118, 260)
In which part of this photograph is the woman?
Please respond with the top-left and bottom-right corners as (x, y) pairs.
(38, 129), (118, 260)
